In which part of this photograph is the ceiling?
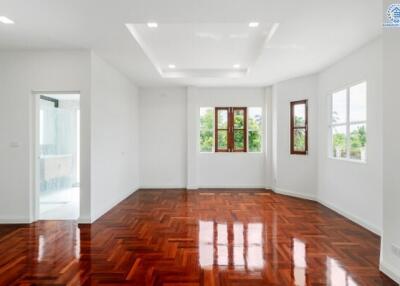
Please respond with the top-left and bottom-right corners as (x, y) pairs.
(126, 22), (278, 78)
(0, 0), (382, 87)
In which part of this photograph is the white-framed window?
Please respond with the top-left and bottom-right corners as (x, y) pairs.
(199, 107), (214, 152)
(199, 107), (262, 153)
(329, 81), (367, 162)
(247, 107), (262, 153)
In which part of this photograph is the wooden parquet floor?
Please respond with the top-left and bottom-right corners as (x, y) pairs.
(0, 189), (396, 286)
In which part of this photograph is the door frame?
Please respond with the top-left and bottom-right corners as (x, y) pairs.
(31, 91), (81, 221)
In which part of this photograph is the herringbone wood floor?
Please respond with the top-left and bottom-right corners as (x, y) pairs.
(0, 189), (396, 286)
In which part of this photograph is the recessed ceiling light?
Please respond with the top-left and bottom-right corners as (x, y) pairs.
(147, 22), (158, 28)
(248, 22), (259, 28)
(233, 64), (241, 69)
(168, 64), (176, 69)
(0, 16), (14, 24)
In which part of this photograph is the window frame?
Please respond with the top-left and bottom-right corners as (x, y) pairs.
(232, 107), (247, 152)
(215, 107), (230, 152)
(329, 81), (367, 163)
(290, 100), (308, 155)
(215, 107), (247, 153)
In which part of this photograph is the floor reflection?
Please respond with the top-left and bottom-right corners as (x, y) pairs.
(35, 222), (81, 263)
(37, 235), (45, 262)
(327, 257), (358, 286)
(233, 223), (244, 267)
(199, 220), (214, 267)
(293, 238), (307, 286)
(1, 190), (394, 285)
(199, 220), (264, 269)
(198, 219), (363, 285)
(217, 223), (228, 265)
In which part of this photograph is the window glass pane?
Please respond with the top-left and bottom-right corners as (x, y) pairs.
(293, 104), (306, 127)
(200, 107), (214, 152)
(249, 131), (261, 152)
(200, 107), (213, 129)
(293, 128), (306, 152)
(248, 107), (262, 152)
(233, 109), (244, 129)
(332, 90), (347, 124)
(332, 125), (347, 159)
(217, 130), (228, 150)
(350, 123), (367, 161)
(200, 130), (213, 152)
(217, 109), (228, 129)
(234, 130), (244, 150)
(350, 82), (366, 122)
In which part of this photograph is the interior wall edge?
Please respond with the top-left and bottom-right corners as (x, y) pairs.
(272, 186), (317, 201)
(140, 185), (187, 189)
(318, 198), (381, 236)
(273, 186), (381, 236)
(0, 216), (32, 224)
(77, 216), (92, 224)
(380, 260), (400, 284)
(196, 185), (267, 189)
(90, 188), (139, 223)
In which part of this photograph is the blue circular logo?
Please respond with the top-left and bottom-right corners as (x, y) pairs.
(387, 4), (400, 23)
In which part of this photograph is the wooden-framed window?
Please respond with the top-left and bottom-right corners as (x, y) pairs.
(290, 100), (308, 155)
(215, 107), (247, 152)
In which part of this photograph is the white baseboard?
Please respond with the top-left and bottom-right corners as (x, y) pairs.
(198, 185), (267, 189)
(186, 185), (198, 190)
(318, 199), (381, 236)
(0, 216), (32, 224)
(139, 185), (186, 189)
(140, 185), (267, 190)
(380, 260), (400, 284)
(77, 217), (91, 224)
(273, 186), (316, 201)
(272, 186), (381, 236)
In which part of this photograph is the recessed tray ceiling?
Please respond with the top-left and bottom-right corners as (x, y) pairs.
(126, 23), (279, 78)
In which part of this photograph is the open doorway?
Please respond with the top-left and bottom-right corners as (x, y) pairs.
(36, 93), (80, 220)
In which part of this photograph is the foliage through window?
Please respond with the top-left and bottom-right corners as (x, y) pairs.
(248, 107), (262, 152)
(330, 82), (367, 161)
(200, 107), (214, 152)
(290, 100), (308, 155)
(199, 107), (262, 153)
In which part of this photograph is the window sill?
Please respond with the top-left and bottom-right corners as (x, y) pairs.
(328, 156), (367, 164)
(290, 153), (308, 156)
(199, 151), (264, 155)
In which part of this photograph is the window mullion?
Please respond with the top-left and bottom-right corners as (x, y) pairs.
(213, 109), (215, 152)
(228, 107), (233, 152)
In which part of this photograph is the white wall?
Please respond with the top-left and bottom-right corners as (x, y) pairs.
(380, 23), (400, 282)
(0, 50), (91, 223)
(139, 87), (268, 189)
(90, 53), (140, 221)
(317, 38), (382, 235)
(190, 87), (267, 188)
(0, 51), (140, 224)
(139, 87), (187, 188)
(272, 75), (318, 200)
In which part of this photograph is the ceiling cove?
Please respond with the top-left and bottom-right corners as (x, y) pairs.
(126, 22), (279, 79)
